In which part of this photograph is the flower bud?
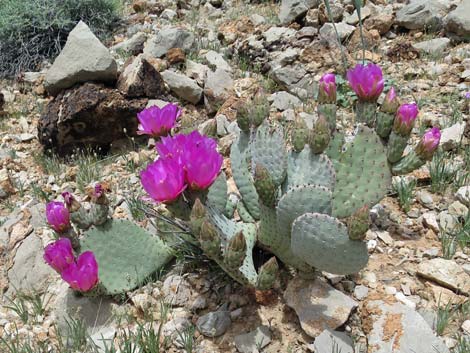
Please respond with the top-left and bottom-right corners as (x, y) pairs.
(347, 63), (384, 102)
(415, 127), (441, 160)
(380, 87), (400, 114)
(225, 231), (247, 268)
(46, 201), (71, 233)
(291, 117), (309, 152)
(318, 73), (336, 104)
(309, 115), (330, 154)
(256, 257), (278, 290)
(200, 220), (221, 257)
(392, 103), (418, 136)
(43, 238), (74, 273)
(62, 192), (81, 212)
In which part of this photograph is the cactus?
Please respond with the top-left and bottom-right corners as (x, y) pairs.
(80, 219), (173, 295)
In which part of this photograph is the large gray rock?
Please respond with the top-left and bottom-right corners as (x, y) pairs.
(111, 32), (147, 55)
(445, 0), (470, 38)
(456, 186), (470, 206)
(284, 278), (358, 337)
(412, 38), (451, 56)
(319, 22), (355, 43)
(440, 122), (465, 150)
(271, 64), (317, 99)
(364, 300), (449, 353)
(204, 69), (234, 112)
(161, 70), (203, 104)
(7, 234), (55, 295)
(269, 91), (302, 111)
(279, 0), (319, 25)
(310, 329), (354, 353)
(45, 21), (117, 96)
(417, 258), (470, 295)
(234, 326), (272, 353)
(144, 28), (195, 58)
(395, 0), (450, 31)
(196, 306), (231, 337)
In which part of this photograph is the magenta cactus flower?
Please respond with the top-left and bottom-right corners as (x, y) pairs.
(137, 103), (181, 137)
(156, 134), (188, 164)
(140, 158), (186, 203)
(318, 73), (336, 104)
(61, 251), (99, 292)
(182, 131), (223, 190)
(381, 87), (400, 113)
(46, 201), (71, 233)
(393, 103), (419, 135)
(347, 63), (384, 101)
(416, 127), (441, 160)
(43, 238), (75, 273)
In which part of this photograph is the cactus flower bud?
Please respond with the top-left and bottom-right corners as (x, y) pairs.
(318, 73), (336, 104)
(380, 87), (400, 114)
(43, 238), (74, 273)
(88, 183), (109, 205)
(46, 201), (71, 233)
(347, 205), (370, 240)
(309, 115), (330, 154)
(416, 127), (441, 160)
(254, 164), (277, 207)
(291, 117), (309, 152)
(62, 192), (81, 212)
(140, 158), (186, 203)
(225, 231), (247, 268)
(237, 108), (251, 132)
(200, 220), (221, 257)
(347, 63), (384, 102)
(393, 103), (419, 136)
(256, 257), (278, 290)
(190, 198), (206, 234)
(137, 104), (181, 137)
(61, 251), (99, 292)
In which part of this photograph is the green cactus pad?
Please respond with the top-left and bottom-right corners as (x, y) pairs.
(237, 200), (256, 223)
(325, 132), (345, 163)
(252, 123), (287, 186)
(207, 171), (228, 212)
(230, 132), (260, 220)
(284, 146), (336, 192)
(332, 126), (392, 219)
(80, 219), (173, 295)
(291, 213), (369, 275)
(277, 185), (332, 239)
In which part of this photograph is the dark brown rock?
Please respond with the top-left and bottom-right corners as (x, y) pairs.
(166, 48), (186, 65)
(38, 83), (148, 155)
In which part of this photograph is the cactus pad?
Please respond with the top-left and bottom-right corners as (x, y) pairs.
(284, 147), (336, 192)
(230, 132), (260, 219)
(325, 132), (345, 163)
(291, 213), (368, 275)
(207, 171), (228, 212)
(80, 219), (173, 295)
(332, 126), (391, 219)
(252, 123), (287, 186)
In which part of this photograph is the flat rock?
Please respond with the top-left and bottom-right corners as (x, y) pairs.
(319, 22), (355, 43)
(117, 54), (165, 98)
(111, 32), (147, 55)
(284, 277), (358, 337)
(234, 325), (272, 353)
(45, 21), (117, 96)
(161, 70), (203, 104)
(363, 300), (449, 353)
(204, 51), (232, 73)
(310, 329), (354, 353)
(162, 275), (192, 306)
(196, 307), (231, 337)
(204, 69), (234, 112)
(7, 234), (55, 295)
(445, 0), (470, 38)
(412, 38), (451, 56)
(417, 258), (470, 295)
(279, 0), (319, 25)
(421, 212), (439, 232)
(440, 122), (465, 151)
(395, 0), (450, 31)
(144, 28), (195, 58)
(456, 186), (470, 206)
(269, 91), (302, 111)
(264, 27), (297, 45)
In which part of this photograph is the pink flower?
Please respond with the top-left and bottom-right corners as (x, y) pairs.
(46, 201), (71, 233)
(393, 103), (419, 135)
(61, 251), (99, 292)
(137, 104), (181, 137)
(347, 63), (384, 101)
(156, 134), (188, 164)
(43, 238), (74, 273)
(140, 158), (186, 203)
(61, 192), (74, 207)
(318, 73), (336, 104)
(416, 127), (441, 160)
(381, 87), (400, 113)
(182, 131), (223, 190)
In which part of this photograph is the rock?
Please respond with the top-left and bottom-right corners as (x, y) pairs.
(421, 212), (439, 232)
(440, 122), (465, 151)
(111, 32), (147, 55)
(445, 0), (470, 38)
(418, 308), (437, 330)
(38, 83), (147, 155)
(319, 22), (355, 43)
(186, 60), (209, 86)
(310, 329), (354, 353)
(161, 9), (178, 21)
(53, 283), (114, 332)
(456, 186), (470, 206)
(144, 28), (195, 58)
(269, 91), (302, 111)
(278, 0), (319, 25)
(190, 295), (207, 311)
(413, 38), (451, 56)
(196, 306), (231, 337)
(166, 48), (186, 65)
(364, 6), (394, 35)
(162, 317), (192, 341)
(462, 320), (470, 334)
(90, 326), (116, 352)
(204, 69), (234, 111)
(271, 64), (316, 99)
(44, 21), (117, 96)
(204, 51), (232, 73)
(376, 231), (394, 246)
(416, 190), (434, 208)
(234, 326), (271, 353)
(0, 169), (14, 198)
(439, 211), (457, 232)
(7, 235), (55, 295)
(250, 14), (266, 26)
(162, 275), (192, 306)
(0, 210), (23, 253)
(354, 285), (369, 301)
(284, 278), (358, 337)
(117, 54), (165, 98)
(417, 258), (470, 295)
(263, 27), (297, 45)
(395, 0), (450, 31)
(346, 6), (372, 25)
(363, 300), (449, 353)
(448, 201), (468, 218)
(161, 70), (203, 104)
(395, 292), (416, 309)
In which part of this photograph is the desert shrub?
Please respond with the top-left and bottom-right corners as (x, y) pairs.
(0, 0), (122, 77)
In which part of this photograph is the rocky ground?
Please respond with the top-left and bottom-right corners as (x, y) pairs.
(1, 0), (470, 352)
